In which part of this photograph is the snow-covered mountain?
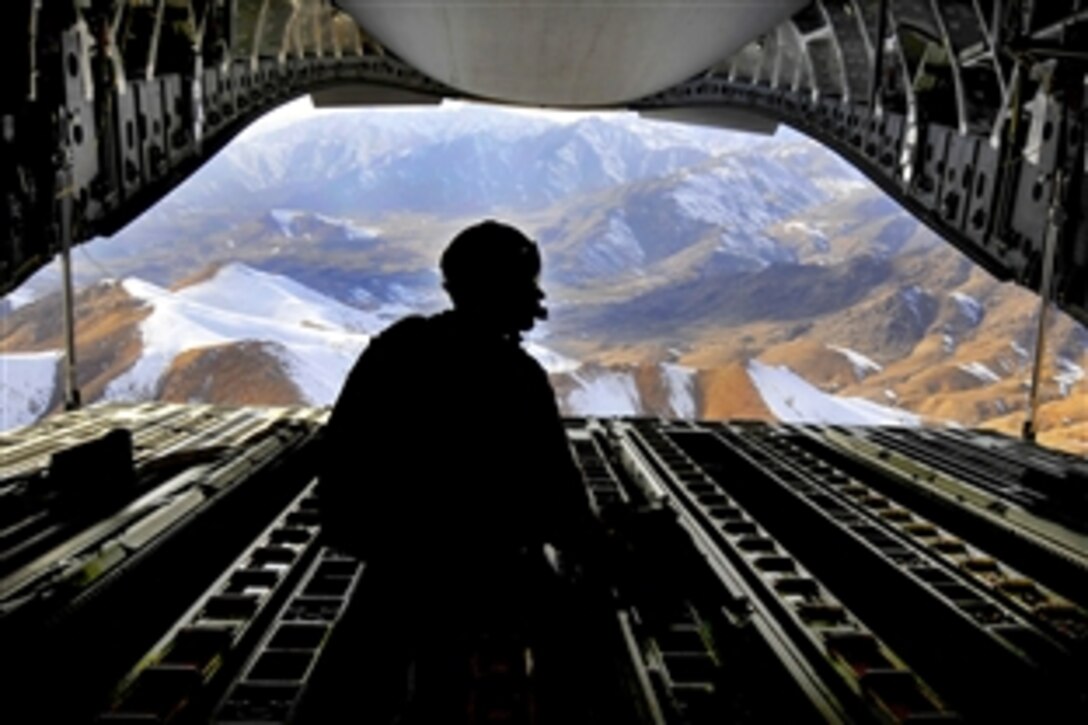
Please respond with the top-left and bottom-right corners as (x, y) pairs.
(103, 265), (380, 405)
(0, 264), (675, 421)
(3, 257), (1084, 455)
(538, 152), (829, 285)
(2, 262), (930, 432)
(68, 105), (852, 296)
(154, 107), (750, 217)
(2, 105), (1084, 452)
(103, 264), (715, 417)
(0, 351), (61, 430)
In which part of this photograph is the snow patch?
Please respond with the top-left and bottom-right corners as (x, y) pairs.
(580, 214), (645, 274)
(747, 360), (920, 426)
(566, 371), (641, 417)
(817, 178), (870, 197)
(901, 285), (928, 326)
(525, 343), (581, 375)
(783, 221), (829, 251)
(1010, 341), (1030, 359)
(387, 283), (439, 310)
(269, 209), (304, 237)
(106, 266), (371, 405)
(950, 291), (984, 326)
(673, 166), (748, 226)
(1055, 357), (1085, 396)
(828, 345), (882, 379)
(4, 286), (38, 312)
(783, 221), (826, 239)
(313, 213), (380, 241)
(604, 215), (645, 265)
(268, 340), (367, 406)
(661, 363), (697, 419)
(1, 351), (61, 431)
(179, 263), (386, 334)
(957, 362), (1001, 384)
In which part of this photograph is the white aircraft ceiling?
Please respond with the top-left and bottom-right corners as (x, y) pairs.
(337, 0), (808, 106)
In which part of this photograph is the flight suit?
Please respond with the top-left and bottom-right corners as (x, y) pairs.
(312, 309), (593, 723)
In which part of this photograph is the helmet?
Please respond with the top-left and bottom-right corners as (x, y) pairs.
(441, 220), (541, 296)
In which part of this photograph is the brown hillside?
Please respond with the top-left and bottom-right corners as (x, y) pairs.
(984, 388), (1088, 457)
(159, 342), (305, 406)
(632, 363), (673, 416)
(697, 362), (773, 421)
(0, 282), (151, 406)
(897, 363), (996, 398)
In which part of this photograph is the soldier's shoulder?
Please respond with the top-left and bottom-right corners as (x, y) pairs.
(373, 314), (431, 345)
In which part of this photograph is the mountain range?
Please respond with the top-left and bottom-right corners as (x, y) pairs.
(0, 262), (929, 432)
(2, 104), (1084, 454)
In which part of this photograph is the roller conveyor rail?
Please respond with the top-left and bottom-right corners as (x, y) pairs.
(0, 404), (324, 724)
(745, 427), (1088, 653)
(670, 421), (1087, 722)
(0, 409), (318, 621)
(617, 420), (955, 723)
(853, 427), (1088, 534)
(0, 402), (196, 478)
(785, 424), (1088, 605)
(568, 422), (721, 725)
(99, 482), (327, 723)
(210, 547), (365, 724)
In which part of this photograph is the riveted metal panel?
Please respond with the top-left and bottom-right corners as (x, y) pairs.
(162, 74), (190, 165)
(914, 123), (952, 211)
(115, 89), (143, 200)
(1010, 92), (1063, 284)
(940, 132), (979, 229)
(133, 79), (166, 184)
(965, 139), (1002, 244)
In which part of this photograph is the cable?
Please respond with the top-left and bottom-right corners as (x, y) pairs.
(78, 244), (119, 282)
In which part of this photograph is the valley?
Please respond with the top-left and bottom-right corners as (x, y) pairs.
(2, 105), (1083, 454)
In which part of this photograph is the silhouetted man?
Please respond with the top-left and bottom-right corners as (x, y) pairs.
(312, 220), (594, 722)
